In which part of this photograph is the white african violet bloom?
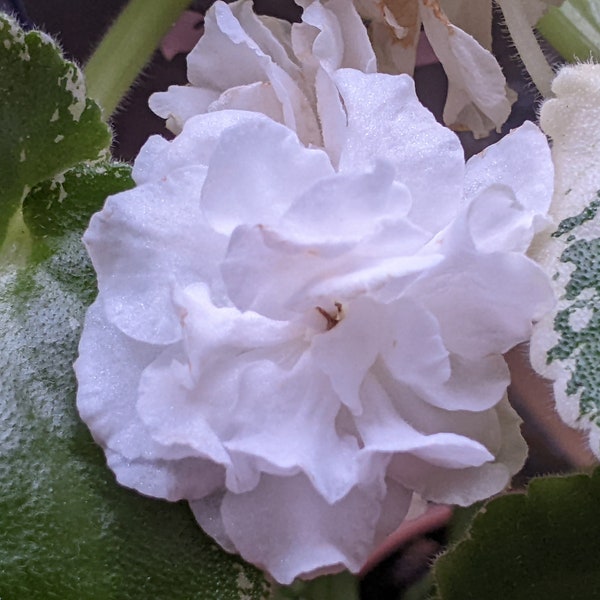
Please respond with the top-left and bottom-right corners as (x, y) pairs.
(150, 0), (375, 150)
(76, 69), (554, 584)
(354, 0), (561, 137)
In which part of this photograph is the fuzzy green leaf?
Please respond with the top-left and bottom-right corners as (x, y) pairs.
(432, 469), (600, 600)
(0, 13), (110, 246)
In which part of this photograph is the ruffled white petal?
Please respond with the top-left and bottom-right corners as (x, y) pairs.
(216, 472), (394, 584)
(132, 110), (263, 184)
(387, 396), (527, 505)
(84, 166), (225, 345)
(149, 86), (219, 135)
(333, 69), (465, 233)
(410, 207), (554, 358)
(200, 116), (333, 235)
(75, 299), (226, 501)
(464, 121), (554, 249)
(419, 2), (512, 137)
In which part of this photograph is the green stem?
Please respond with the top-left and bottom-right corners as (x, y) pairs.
(537, 0), (600, 63)
(0, 206), (31, 269)
(84, 0), (191, 118)
(496, 0), (555, 98)
(271, 571), (360, 600)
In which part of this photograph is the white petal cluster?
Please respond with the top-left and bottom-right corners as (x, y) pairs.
(150, 0), (375, 149)
(354, 0), (511, 137)
(76, 66), (554, 583)
(150, 0), (559, 141)
(355, 0), (561, 137)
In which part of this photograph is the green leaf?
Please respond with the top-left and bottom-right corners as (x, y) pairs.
(432, 469), (600, 600)
(0, 13), (110, 246)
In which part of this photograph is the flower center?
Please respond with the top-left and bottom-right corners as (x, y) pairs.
(316, 302), (343, 331)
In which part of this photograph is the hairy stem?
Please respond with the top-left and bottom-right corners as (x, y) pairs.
(84, 0), (191, 118)
(496, 0), (555, 98)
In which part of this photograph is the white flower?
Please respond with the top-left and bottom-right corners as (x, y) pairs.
(76, 69), (553, 584)
(354, 0), (560, 137)
(150, 0), (375, 150)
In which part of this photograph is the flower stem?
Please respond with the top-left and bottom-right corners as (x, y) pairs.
(537, 0), (600, 63)
(271, 571), (360, 600)
(496, 0), (555, 98)
(84, 0), (191, 118)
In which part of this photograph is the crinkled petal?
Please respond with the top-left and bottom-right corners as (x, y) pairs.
(354, 0), (421, 74)
(315, 67), (347, 168)
(380, 297), (451, 394)
(334, 69), (465, 232)
(279, 161), (408, 245)
(84, 165), (225, 345)
(75, 298), (163, 458)
(376, 297), (509, 413)
(137, 354), (232, 466)
(312, 296), (387, 414)
(223, 358), (361, 502)
(207, 81), (285, 122)
(261, 62), (322, 145)
(201, 117), (333, 235)
(216, 472), (390, 584)
(195, 1), (321, 146)
(75, 300), (225, 501)
(149, 86), (220, 135)
(464, 121), (554, 230)
(411, 210), (554, 358)
(357, 375), (494, 466)
(189, 491), (236, 553)
(387, 396), (527, 505)
(420, 2), (512, 137)
(419, 353), (510, 411)
(228, 1), (299, 74)
(466, 185), (536, 254)
(107, 451), (225, 502)
(222, 223), (350, 319)
(132, 110), (263, 184)
(293, 2), (346, 74)
(303, 253), (443, 309)
(187, 1), (283, 89)
(222, 220), (439, 319)
(176, 282), (304, 380)
(151, 1), (321, 144)
(296, 0), (376, 73)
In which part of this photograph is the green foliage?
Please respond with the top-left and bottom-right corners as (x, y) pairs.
(538, 0), (600, 62)
(431, 469), (600, 600)
(0, 14), (270, 600)
(0, 15), (110, 244)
